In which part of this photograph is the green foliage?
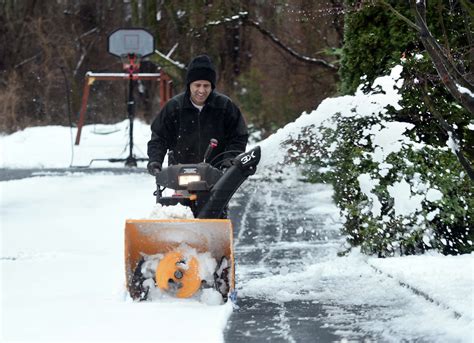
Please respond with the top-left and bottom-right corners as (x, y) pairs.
(286, 62), (472, 257)
(340, 1), (416, 94)
(308, 0), (474, 256)
(395, 53), (473, 162)
(340, 0), (472, 165)
(340, 0), (471, 96)
(289, 107), (472, 256)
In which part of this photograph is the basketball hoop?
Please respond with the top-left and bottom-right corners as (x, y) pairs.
(108, 28), (155, 166)
(73, 28), (173, 168)
(108, 28), (154, 77)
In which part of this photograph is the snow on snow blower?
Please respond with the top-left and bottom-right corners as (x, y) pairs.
(125, 141), (260, 302)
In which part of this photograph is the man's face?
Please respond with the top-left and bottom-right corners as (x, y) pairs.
(189, 80), (212, 106)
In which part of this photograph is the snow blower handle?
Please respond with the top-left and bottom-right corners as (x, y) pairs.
(203, 139), (218, 163)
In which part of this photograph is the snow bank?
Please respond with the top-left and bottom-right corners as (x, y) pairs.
(368, 252), (474, 320)
(0, 119), (151, 168)
(258, 65), (404, 171)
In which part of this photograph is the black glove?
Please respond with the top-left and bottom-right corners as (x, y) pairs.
(220, 159), (234, 170)
(147, 161), (162, 176)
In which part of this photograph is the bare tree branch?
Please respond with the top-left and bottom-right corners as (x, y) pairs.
(421, 82), (474, 180)
(378, 0), (474, 115)
(412, 1), (471, 88)
(198, 11), (337, 71)
(376, 0), (473, 179)
(377, 0), (421, 32)
(72, 28), (99, 77)
(14, 51), (42, 69)
(13, 0), (39, 59)
(166, 43), (179, 59)
(459, 0), (474, 74)
(379, 0), (471, 88)
(154, 48), (186, 70)
(244, 17), (337, 70)
(74, 27), (98, 42)
(409, 0), (474, 115)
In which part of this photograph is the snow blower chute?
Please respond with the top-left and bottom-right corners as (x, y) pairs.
(125, 142), (261, 301)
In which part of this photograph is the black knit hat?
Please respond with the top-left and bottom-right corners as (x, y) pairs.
(185, 54), (217, 89)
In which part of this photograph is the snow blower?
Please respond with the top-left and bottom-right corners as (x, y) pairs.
(125, 140), (261, 302)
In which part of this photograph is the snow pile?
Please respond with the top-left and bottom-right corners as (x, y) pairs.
(148, 203), (194, 219)
(0, 119), (151, 168)
(258, 65), (404, 172)
(368, 252), (473, 320)
(200, 288), (225, 306)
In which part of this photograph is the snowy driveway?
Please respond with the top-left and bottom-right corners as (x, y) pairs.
(225, 178), (472, 342)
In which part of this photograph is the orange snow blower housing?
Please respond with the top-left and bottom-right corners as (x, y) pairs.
(125, 219), (234, 299)
(125, 144), (260, 301)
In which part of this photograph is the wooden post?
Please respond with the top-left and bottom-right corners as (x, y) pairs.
(159, 71), (173, 108)
(75, 75), (94, 145)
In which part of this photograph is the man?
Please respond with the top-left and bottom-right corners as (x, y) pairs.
(147, 54), (248, 175)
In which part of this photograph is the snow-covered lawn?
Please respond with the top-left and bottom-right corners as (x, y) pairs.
(0, 120), (150, 169)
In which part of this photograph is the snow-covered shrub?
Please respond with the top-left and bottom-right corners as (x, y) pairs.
(286, 66), (473, 257)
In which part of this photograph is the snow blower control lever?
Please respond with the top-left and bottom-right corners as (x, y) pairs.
(203, 139), (218, 163)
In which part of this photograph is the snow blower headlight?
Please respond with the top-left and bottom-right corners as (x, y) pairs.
(178, 174), (201, 186)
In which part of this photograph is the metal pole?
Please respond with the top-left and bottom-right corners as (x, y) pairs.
(125, 73), (136, 167)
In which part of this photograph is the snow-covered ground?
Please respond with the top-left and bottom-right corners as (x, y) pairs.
(0, 119), (151, 169)
(1, 88), (472, 341)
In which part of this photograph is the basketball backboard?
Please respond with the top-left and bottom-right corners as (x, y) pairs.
(108, 28), (154, 58)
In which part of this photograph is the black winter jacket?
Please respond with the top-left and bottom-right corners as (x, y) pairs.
(148, 91), (248, 167)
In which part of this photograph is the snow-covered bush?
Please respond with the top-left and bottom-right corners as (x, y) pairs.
(286, 66), (473, 257)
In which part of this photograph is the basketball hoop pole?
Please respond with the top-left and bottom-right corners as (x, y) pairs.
(73, 28), (171, 168)
(106, 28), (156, 167)
(123, 53), (143, 167)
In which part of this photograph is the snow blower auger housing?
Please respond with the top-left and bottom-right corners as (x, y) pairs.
(125, 143), (261, 302)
